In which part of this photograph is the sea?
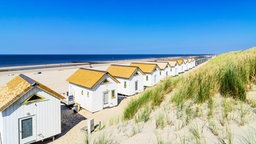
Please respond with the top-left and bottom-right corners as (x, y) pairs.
(0, 54), (205, 67)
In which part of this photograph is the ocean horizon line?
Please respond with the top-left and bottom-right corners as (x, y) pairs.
(0, 54), (210, 68)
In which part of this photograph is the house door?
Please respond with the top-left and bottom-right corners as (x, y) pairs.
(135, 81), (138, 91)
(19, 116), (36, 144)
(103, 92), (109, 106)
(154, 75), (157, 83)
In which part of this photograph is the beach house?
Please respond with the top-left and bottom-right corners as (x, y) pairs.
(130, 62), (161, 87)
(187, 58), (195, 69)
(183, 59), (189, 71)
(176, 59), (185, 73)
(0, 74), (64, 144)
(191, 58), (196, 68)
(66, 68), (119, 113)
(167, 61), (179, 76)
(151, 62), (171, 80)
(107, 65), (144, 96)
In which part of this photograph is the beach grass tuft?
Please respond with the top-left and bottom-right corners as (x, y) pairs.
(123, 78), (174, 120)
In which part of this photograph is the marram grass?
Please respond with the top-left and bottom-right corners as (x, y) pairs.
(123, 47), (256, 120)
(172, 47), (256, 105)
(123, 78), (175, 120)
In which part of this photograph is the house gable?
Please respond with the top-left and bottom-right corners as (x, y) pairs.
(0, 74), (64, 112)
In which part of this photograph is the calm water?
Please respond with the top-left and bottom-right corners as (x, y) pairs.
(0, 54), (204, 67)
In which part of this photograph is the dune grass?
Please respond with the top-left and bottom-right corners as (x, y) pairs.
(123, 78), (175, 120)
(172, 48), (256, 105)
(123, 47), (256, 120)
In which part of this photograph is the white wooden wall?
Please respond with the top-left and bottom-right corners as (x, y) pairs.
(1, 87), (61, 144)
(69, 75), (118, 112)
(116, 70), (144, 96)
(170, 66), (178, 76)
(143, 68), (161, 87)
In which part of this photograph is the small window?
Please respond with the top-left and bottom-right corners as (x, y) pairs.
(111, 90), (116, 99)
(146, 75), (149, 81)
(21, 118), (33, 139)
(81, 90), (84, 95)
(124, 81), (127, 88)
(101, 79), (109, 84)
(160, 71), (162, 75)
(134, 72), (139, 76)
(87, 91), (89, 97)
(23, 94), (44, 104)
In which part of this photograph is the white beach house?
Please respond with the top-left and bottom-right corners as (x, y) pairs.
(183, 59), (189, 71)
(153, 62), (171, 80)
(188, 58), (195, 69)
(0, 74), (64, 144)
(130, 62), (161, 87)
(67, 68), (119, 113)
(140, 62), (171, 80)
(191, 58), (196, 68)
(107, 65), (144, 96)
(167, 61), (179, 76)
(176, 59), (185, 73)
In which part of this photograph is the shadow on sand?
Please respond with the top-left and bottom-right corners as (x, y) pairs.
(34, 104), (86, 143)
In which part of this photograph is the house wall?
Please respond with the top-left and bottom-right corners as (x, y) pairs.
(69, 83), (93, 112)
(164, 65), (171, 78)
(160, 66), (171, 79)
(171, 66), (178, 76)
(185, 63), (188, 71)
(1, 87), (61, 144)
(69, 75), (118, 112)
(182, 64), (187, 72)
(116, 71), (144, 96)
(91, 75), (118, 112)
(190, 62), (194, 69)
(143, 68), (161, 87)
(177, 64), (183, 74)
(188, 62), (192, 69)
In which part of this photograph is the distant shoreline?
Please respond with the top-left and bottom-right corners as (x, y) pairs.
(0, 55), (211, 72)
(0, 54), (208, 68)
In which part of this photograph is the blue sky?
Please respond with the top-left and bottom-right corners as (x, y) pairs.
(0, 0), (255, 54)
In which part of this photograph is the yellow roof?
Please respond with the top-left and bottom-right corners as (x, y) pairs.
(183, 59), (189, 63)
(130, 63), (159, 74)
(107, 65), (144, 79)
(177, 59), (184, 65)
(137, 62), (169, 70)
(67, 68), (119, 89)
(0, 74), (65, 111)
(167, 61), (178, 67)
(155, 62), (169, 70)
